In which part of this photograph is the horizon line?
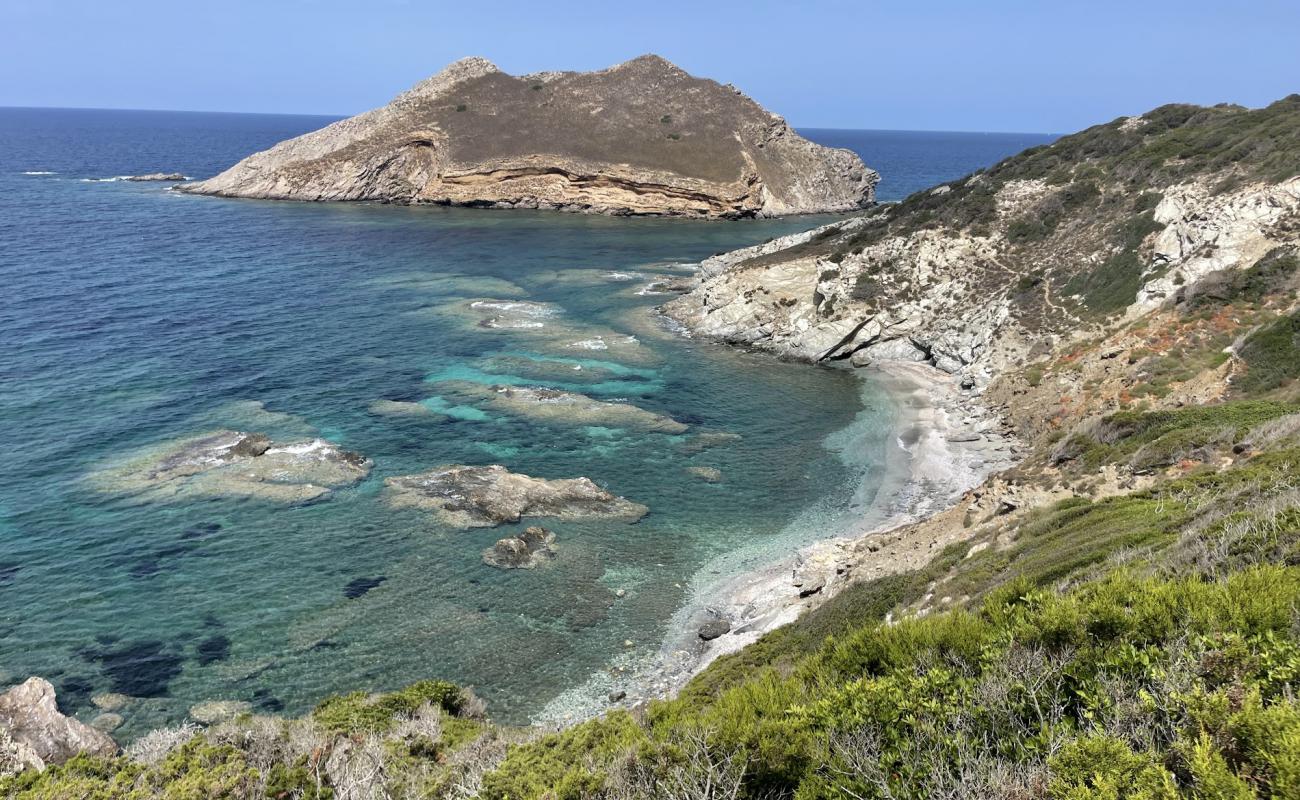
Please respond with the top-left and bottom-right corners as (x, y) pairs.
(0, 104), (1062, 138)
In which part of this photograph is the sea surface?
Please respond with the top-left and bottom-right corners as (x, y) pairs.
(804, 128), (1058, 201)
(0, 107), (1051, 736)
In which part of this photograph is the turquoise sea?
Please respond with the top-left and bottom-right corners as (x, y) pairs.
(0, 108), (1053, 736)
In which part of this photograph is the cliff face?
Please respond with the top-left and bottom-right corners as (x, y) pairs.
(181, 55), (878, 218)
(664, 96), (1300, 402)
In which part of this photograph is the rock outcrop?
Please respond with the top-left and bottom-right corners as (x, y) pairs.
(125, 173), (187, 182)
(180, 55), (877, 218)
(0, 678), (118, 774)
(93, 431), (372, 504)
(482, 526), (557, 569)
(663, 97), (1300, 386)
(385, 464), (647, 528)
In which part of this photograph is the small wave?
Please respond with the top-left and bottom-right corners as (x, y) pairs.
(21, 170), (57, 175)
(469, 300), (555, 316)
(81, 176), (127, 183)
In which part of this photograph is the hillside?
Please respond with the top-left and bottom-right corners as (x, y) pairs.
(6, 98), (1300, 799)
(179, 55), (878, 218)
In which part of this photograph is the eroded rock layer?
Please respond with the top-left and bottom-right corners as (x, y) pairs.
(181, 55), (877, 218)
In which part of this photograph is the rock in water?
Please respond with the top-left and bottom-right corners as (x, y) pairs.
(124, 173), (187, 182)
(483, 526), (557, 569)
(441, 383), (688, 433)
(686, 465), (723, 483)
(188, 700), (252, 725)
(92, 430), (372, 504)
(180, 55), (877, 218)
(385, 464), (647, 528)
(0, 677), (118, 772)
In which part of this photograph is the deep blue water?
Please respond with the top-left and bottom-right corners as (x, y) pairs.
(0, 108), (1044, 736)
(803, 128), (1058, 201)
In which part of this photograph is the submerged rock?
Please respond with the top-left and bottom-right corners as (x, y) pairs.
(680, 431), (742, 455)
(89, 714), (123, 733)
(0, 677), (118, 772)
(367, 399), (439, 418)
(385, 464), (647, 528)
(188, 700), (251, 725)
(686, 466), (723, 483)
(93, 430), (372, 504)
(89, 693), (131, 712)
(443, 383), (687, 433)
(180, 55), (876, 218)
(483, 525), (557, 569)
(444, 298), (661, 366)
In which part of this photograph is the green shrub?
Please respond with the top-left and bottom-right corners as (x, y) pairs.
(1047, 735), (1178, 798)
(313, 680), (464, 734)
(479, 712), (646, 800)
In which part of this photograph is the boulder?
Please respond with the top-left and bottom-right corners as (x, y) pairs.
(228, 433), (272, 458)
(483, 526), (557, 569)
(697, 619), (732, 641)
(0, 678), (117, 772)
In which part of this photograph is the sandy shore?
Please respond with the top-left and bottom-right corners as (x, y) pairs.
(536, 358), (1019, 723)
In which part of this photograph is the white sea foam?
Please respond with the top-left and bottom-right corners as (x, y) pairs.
(469, 300), (555, 316)
(21, 170), (57, 175)
(266, 439), (332, 457)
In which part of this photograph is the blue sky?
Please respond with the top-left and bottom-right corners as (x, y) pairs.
(2, 0), (1296, 133)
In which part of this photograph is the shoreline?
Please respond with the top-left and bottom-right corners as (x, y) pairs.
(536, 357), (1019, 724)
(656, 360), (1019, 687)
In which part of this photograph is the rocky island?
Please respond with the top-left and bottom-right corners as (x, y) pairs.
(179, 55), (877, 217)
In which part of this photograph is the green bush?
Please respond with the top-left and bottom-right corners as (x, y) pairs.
(479, 712), (646, 800)
(313, 679), (464, 734)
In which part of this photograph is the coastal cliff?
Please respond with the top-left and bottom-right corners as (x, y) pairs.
(664, 96), (1300, 388)
(180, 55), (878, 218)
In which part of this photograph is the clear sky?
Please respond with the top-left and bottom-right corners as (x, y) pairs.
(3, 0), (1297, 133)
